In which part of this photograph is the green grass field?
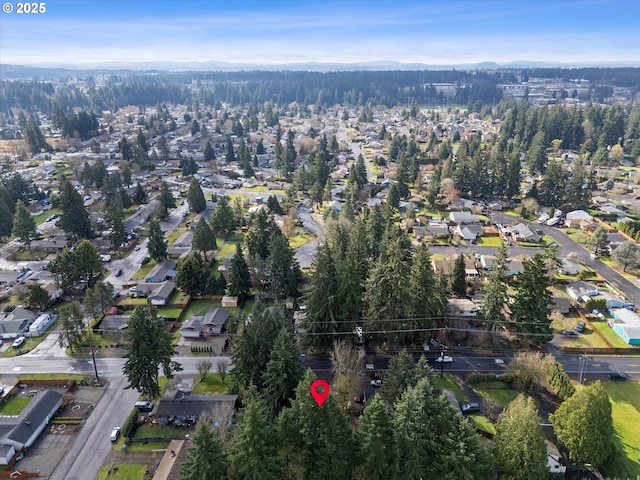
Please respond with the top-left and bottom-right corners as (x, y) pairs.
(471, 382), (519, 408)
(134, 424), (187, 439)
(289, 233), (315, 249)
(433, 373), (467, 402)
(216, 232), (245, 261)
(131, 260), (156, 280)
(470, 414), (496, 435)
(180, 299), (221, 319)
(96, 464), (147, 480)
(192, 372), (231, 395)
(0, 397), (31, 415)
(590, 318), (633, 348)
(477, 236), (503, 247)
(601, 381), (640, 478)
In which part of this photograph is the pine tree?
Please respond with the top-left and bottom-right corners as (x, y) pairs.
(187, 178), (206, 213)
(550, 381), (613, 465)
(204, 140), (216, 161)
(278, 371), (354, 480)
(107, 205), (127, 252)
(494, 395), (548, 480)
(383, 349), (418, 403)
(482, 243), (509, 330)
(0, 199), (13, 239)
(210, 196), (236, 237)
(301, 242), (339, 347)
(192, 216), (216, 261)
(181, 420), (228, 480)
(509, 254), (553, 345)
(451, 253), (467, 296)
(266, 233), (298, 298)
(228, 243), (251, 300)
(57, 301), (84, 353)
(58, 179), (92, 239)
(157, 181), (175, 218)
(355, 395), (398, 480)
(123, 305), (182, 400)
(228, 394), (281, 480)
(147, 220), (167, 262)
(262, 326), (303, 416)
(11, 200), (37, 248)
(133, 182), (147, 204)
(176, 252), (209, 297)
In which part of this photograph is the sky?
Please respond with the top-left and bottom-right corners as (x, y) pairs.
(0, 0), (638, 67)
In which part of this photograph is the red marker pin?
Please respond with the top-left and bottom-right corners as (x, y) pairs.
(310, 380), (330, 407)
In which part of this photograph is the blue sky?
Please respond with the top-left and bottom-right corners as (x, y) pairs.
(0, 0), (638, 66)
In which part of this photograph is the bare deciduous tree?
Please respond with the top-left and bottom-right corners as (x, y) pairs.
(330, 340), (365, 377)
(507, 351), (555, 392)
(197, 359), (212, 383)
(216, 359), (229, 384)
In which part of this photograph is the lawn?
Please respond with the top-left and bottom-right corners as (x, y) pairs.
(0, 397), (31, 415)
(216, 232), (245, 261)
(96, 464), (147, 480)
(18, 373), (85, 381)
(470, 414), (496, 436)
(166, 227), (188, 246)
(192, 373), (231, 395)
(156, 308), (183, 320)
(590, 318), (634, 348)
(433, 373), (467, 402)
(476, 236), (503, 247)
(289, 233), (315, 249)
(117, 297), (148, 307)
(124, 441), (171, 453)
(181, 299), (221, 319)
(167, 290), (189, 306)
(131, 260), (156, 280)
(471, 382), (518, 408)
(601, 381), (640, 478)
(134, 424), (187, 439)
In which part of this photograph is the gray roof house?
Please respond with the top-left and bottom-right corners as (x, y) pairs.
(148, 281), (176, 306)
(180, 308), (230, 338)
(512, 223), (540, 243)
(448, 212), (480, 224)
(0, 307), (34, 339)
(145, 260), (177, 283)
(447, 298), (477, 317)
(0, 390), (63, 451)
(566, 281), (599, 301)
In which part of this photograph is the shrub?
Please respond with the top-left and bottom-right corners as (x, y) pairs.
(467, 373), (499, 384)
(121, 407), (139, 438)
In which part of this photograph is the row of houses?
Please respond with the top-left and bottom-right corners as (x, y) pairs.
(0, 308), (56, 339)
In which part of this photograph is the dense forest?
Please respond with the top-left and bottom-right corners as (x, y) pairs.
(1, 67), (639, 119)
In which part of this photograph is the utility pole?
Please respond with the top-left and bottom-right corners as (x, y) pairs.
(87, 319), (99, 382)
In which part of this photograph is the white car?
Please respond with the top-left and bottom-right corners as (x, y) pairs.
(435, 355), (453, 363)
(110, 427), (121, 442)
(494, 358), (505, 365)
(12, 336), (26, 349)
(370, 379), (382, 387)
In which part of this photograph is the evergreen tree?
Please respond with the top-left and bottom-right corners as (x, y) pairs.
(74, 240), (103, 288)
(176, 252), (209, 297)
(547, 362), (576, 401)
(301, 242), (339, 347)
(192, 216), (217, 261)
(0, 199), (13, 239)
(181, 420), (228, 480)
(228, 243), (251, 300)
(613, 240), (638, 272)
(550, 381), (613, 466)
(266, 233), (298, 298)
(107, 205), (127, 252)
(451, 253), (467, 296)
(494, 395), (548, 480)
(383, 349), (418, 403)
(587, 226), (610, 256)
(210, 196), (236, 237)
(228, 394), (281, 480)
(11, 200), (37, 248)
(278, 371), (354, 480)
(232, 305), (285, 390)
(509, 254), (553, 345)
(482, 243), (509, 330)
(147, 220), (168, 262)
(123, 305), (182, 400)
(356, 395), (398, 480)
(393, 378), (490, 480)
(204, 140), (216, 161)
(157, 182), (176, 219)
(187, 178), (206, 213)
(26, 283), (50, 311)
(133, 182), (147, 204)
(262, 326), (303, 416)
(58, 179), (92, 239)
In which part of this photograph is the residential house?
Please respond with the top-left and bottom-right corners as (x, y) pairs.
(25, 201), (43, 216)
(167, 231), (193, 259)
(28, 313), (56, 336)
(43, 282), (64, 302)
(432, 256), (478, 278)
(425, 224), (451, 238)
(0, 390), (64, 453)
(0, 307), (34, 339)
(591, 291), (634, 310)
(565, 210), (593, 228)
(599, 203), (626, 218)
(99, 314), (130, 332)
(447, 298), (477, 317)
(609, 309), (640, 345)
(454, 224), (483, 242)
(145, 260), (177, 283)
(0, 271), (21, 286)
(511, 223), (540, 243)
(154, 389), (239, 420)
(148, 281), (175, 306)
(480, 255), (494, 270)
(559, 259), (581, 275)
(506, 259), (525, 276)
(448, 212), (480, 224)
(180, 308), (230, 338)
(546, 441), (567, 475)
(566, 281), (599, 301)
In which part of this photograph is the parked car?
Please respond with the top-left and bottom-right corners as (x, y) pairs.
(134, 401), (154, 412)
(110, 427), (121, 442)
(370, 379), (382, 387)
(608, 372), (627, 381)
(460, 402), (480, 414)
(353, 392), (365, 404)
(134, 245), (141, 251)
(563, 329), (578, 336)
(12, 336), (26, 349)
(435, 355), (453, 363)
(115, 269), (123, 277)
(575, 321), (586, 333)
